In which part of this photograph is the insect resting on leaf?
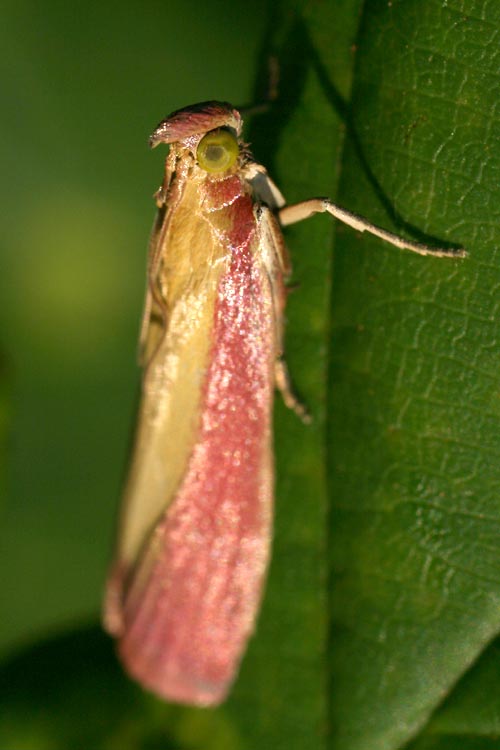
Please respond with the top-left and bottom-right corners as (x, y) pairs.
(103, 101), (466, 707)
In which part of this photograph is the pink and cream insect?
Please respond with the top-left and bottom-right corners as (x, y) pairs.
(103, 101), (465, 707)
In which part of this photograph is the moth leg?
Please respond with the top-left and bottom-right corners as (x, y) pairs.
(278, 199), (466, 258)
(238, 57), (279, 117)
(275, 357), (311, 424)
(255, 203), (310, 423)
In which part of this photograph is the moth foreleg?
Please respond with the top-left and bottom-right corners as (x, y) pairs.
(278, 199), (466, 258)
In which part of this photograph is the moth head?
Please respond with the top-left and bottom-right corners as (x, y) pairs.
(149, 101), (242, 148)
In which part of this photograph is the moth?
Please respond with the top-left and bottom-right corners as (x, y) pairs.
(103, 101), (465, 707)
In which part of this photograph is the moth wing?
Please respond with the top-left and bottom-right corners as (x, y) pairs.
(106, 183), (286, 706)
(104, 181), (231, 635)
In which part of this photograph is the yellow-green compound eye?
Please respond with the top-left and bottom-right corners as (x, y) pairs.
(197, 129), (239, 173)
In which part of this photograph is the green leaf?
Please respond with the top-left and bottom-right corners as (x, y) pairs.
(406, 637), (500, 750)
(325, 2), (500, 749)
(2, 1), (500, 749)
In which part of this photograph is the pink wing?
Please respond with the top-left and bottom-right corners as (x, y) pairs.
(107, 191), (278, 706)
